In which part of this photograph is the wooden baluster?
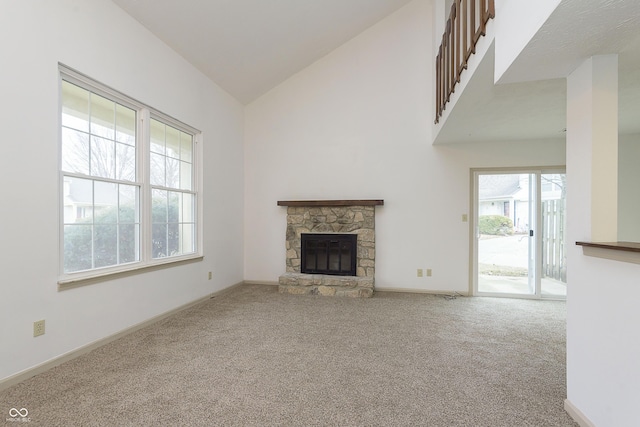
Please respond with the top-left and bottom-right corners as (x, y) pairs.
(448, 9), (455, 98)
(455, 0), (461, 83)
(480, 0), (486, 36)
(462, 0), (469, 68)
(470, 0), (476, 54)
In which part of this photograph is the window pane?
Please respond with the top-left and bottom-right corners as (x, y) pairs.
(63, 177), (93, 224)
(165, 157), (179, 188)
(90, 136), (116, 179)
(119, 184), (138, 223)
(90, 93), (115, 139)
(115, 142), (135, 182)
(115, 104), (135, 145)
(168, 192), (180, 223)
(180, 161), (192, 190)
(94, 181), (118, 223)
(152, 224), (167, 258)
(61, 81), (89, 132)
(119, 223), (139, 264)
(152, 189), (167, 223)
(150, 119), (165, 154)
(64, 224), (93, 273)
(180, 132), (193, 163)
(61, 128), (90, 175)
(168, 223), (180, 256)
(166, 126), (180, 159)
(182, 193), (195, 223)
(150, 153), (165, 186)
(182, 223), (195, 253)
(94, 224), (117, 268)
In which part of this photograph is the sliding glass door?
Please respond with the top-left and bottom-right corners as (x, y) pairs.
(473, 170), (566, 299)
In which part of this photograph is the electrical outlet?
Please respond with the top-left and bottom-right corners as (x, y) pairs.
(417, 269), (423, 277)
(462, 214), (468, 222)
(426, 269), (432, 277)
(208, 271), (212, 280)
(33, 320), (45, 337)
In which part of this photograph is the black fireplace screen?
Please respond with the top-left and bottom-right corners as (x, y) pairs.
(301, 233), (357, 276)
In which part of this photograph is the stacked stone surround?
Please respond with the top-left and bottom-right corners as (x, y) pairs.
(278, 204), (377, 298)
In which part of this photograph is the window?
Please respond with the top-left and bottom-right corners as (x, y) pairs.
(60, 66), (200, 280)
(149, 118), (195, 258)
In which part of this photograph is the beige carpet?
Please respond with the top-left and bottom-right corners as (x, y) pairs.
(1, 284), (577, 426)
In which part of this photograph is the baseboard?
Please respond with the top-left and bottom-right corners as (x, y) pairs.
(375, 287), (469, 296)
(564, 399), (596, 427)
(0, 281), (244, 392)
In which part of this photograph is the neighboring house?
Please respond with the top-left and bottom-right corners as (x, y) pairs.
(479, 174), (565, 233)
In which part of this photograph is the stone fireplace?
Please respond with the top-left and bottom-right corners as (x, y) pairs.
(277, 200), (383, 298)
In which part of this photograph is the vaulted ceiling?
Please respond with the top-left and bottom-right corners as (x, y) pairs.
(112, 0), (412, 104)
(112, 0), (640, 143)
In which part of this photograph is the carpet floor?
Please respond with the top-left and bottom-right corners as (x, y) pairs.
(1, 284), (577, 426)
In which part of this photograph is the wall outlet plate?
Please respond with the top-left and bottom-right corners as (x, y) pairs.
(33, 320), (45, 337)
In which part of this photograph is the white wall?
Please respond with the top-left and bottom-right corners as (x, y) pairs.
(618, 133), (640, 241)
(566, 60), (640, 427)
(0, 0), (244, 382)
(244, 0), (565, 292)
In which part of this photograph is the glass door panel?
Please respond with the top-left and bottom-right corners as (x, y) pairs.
(477, 173), (535, 296)
(540, 173), (567, 298)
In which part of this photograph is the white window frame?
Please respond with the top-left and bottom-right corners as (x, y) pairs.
(58, 65), (203, 287)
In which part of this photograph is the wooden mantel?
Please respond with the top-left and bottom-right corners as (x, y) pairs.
(277, 200), (384, 207)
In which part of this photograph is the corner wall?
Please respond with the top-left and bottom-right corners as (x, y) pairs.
(0, 0), (244, 382)
(244, 0), (565, 292)
(566, 63), (640, 427)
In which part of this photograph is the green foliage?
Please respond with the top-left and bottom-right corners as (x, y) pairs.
(64, 202), (179, 273)
(478, 215), (514, 236)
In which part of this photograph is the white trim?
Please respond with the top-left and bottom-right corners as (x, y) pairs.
(57, 255), (204, 289)
(564, 399), (597, 427)
(471, 167), (567, 299)
(0, 281), (245, 391)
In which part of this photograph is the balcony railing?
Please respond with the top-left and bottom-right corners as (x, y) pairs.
(435, 0), (495, 124)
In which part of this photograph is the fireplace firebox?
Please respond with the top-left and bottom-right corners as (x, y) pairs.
(301, 233), (357, 276)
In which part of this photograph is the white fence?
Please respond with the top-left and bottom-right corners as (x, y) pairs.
(541, 199), (566, 282)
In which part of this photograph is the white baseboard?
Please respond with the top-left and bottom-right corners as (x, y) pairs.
(0, 281), (244, 392)
(564, 399), (596, 427)
(375, 287), (469, 296)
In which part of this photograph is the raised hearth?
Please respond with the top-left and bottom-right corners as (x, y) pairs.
(277, 200), (383, 298)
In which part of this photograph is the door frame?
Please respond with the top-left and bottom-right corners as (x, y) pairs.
(469, 166), (566, 300)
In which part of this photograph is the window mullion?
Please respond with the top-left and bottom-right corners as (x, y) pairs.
(140, 108), (151, 263)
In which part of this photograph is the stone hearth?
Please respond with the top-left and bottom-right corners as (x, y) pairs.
(277, 200), (383, 298)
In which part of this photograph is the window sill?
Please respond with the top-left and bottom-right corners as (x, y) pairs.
(575, 241), (640, 264)
(58, 255), (204, 290)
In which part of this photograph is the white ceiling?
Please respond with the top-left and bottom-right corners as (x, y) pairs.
(112, 0), (412, 104)
(112, 0), (640, 142)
